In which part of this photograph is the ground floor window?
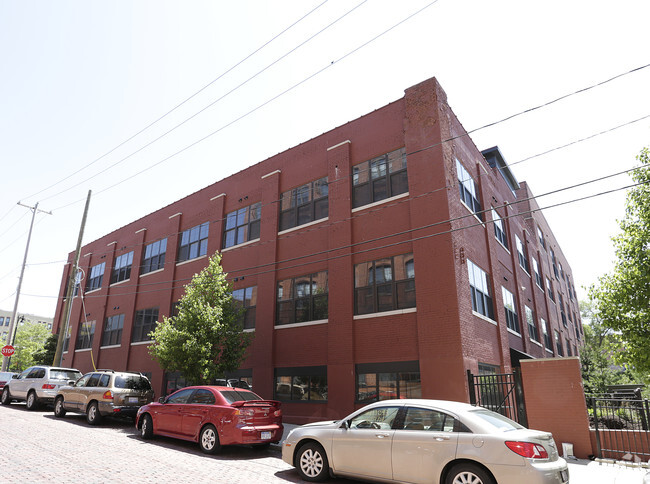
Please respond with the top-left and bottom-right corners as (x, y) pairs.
(274, 366), (327, 402)
(356, 361), (421, 403)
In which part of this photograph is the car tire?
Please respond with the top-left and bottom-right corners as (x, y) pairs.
(26, 391), (39, 410)
(1, 387), (11, 405)
(86, 401), (103, 425)
(446, 463), (495, 484)
(199, 424), (221, 454)
(54, 397), (66, 418)
(140, 414), (154, 439)
(296, 442), (329, 482)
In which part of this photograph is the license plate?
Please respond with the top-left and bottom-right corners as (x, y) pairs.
(127, 397), (139, 404)
(261, 431), (272, 440)
(560, 469), (569, 482)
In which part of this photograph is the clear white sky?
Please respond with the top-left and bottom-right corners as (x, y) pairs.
(1, 0), (649, 319)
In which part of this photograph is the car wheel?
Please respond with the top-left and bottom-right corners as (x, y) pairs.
(86, 402), (103, 425)
(296, 442), (329, 482)
(0, 387), (11, 405)
(140, 414), (153, 439)
(446, 463), (495, 484)
(199, 424), (221, 454)
(26, 391), (39, 410)
(54, 397), (67, 418)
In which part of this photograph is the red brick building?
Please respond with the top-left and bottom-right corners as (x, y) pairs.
(52, 76), (582, 423)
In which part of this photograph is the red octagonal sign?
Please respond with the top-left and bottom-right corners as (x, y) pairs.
(1, 345), (14, 357)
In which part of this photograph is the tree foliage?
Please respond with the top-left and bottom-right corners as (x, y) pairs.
(589, 147), (650, 374)
(33, 333), (59, 366)
(8, 320), (51, 371)
(148, 253), (252, 384)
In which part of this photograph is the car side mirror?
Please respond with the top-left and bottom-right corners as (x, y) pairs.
(158, 397), (166, 404)
(339, 420), (350, 430)
(67, 380), (75, 386)
(12, 374), (18, 379)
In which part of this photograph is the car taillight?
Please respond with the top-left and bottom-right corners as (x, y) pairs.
(274, 409), (282, 417)
(42, 384), (56, 390)
(505, 441), (549, 459)
(103, 390), (114, 400)
(235, 408), (255, 417)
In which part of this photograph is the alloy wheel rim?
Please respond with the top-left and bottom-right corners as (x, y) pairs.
(27, 393), (34, 407)
(452, 472), (483, 484)
(89, 406), (96, 420)
(202, 428), (215, 449)
(142, 417), (148, 435)
(300, 449), (323, 477)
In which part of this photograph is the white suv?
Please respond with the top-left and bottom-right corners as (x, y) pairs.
(1, 365), (82, 410)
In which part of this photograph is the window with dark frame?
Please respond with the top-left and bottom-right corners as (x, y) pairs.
(456, 159), (482, 220)
(502, 287), (520, 333)
(525, 306), (539, 342)
(102, 314), (124, 346)
(223, 202), (261, 249)
(131, 307), (159, 343)
(546, 277), (555, 302)
(86, 262), (105, 292)
(111, 251), (134, 284)
(354, 253), (415, 315)
(515, 235), (530, 273)
(232, 286), (257, 330)
(555, 330), (564, 356)
(279, 177), (328, 231)
(274, 366), (327, 402)
(541, 318), (552, 350)
(141, 238), (167, 274)
(178, 222), (209, 263)
(352, 148), (408, 208)
(276, 272), (328, 325)
(356, 361), (421, 403)
(467, 260), (494, 319)
(537, 226), (546, 249)
(532, 257), (543, 289)
(492, 209), (508, 248)
(75, 320), (95, 350)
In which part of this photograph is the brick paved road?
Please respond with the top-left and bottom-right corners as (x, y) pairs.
(0, 402), (313, 484)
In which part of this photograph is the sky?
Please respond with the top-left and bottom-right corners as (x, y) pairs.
(0, 0), (649, 320)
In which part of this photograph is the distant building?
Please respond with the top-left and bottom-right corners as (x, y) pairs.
(52, 76), (583, 423)
(0, 309), (53, 344)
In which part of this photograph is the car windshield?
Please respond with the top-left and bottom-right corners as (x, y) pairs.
(114, 375), (151, 390)
(50, 370), (82, 380)
(220, 390), (263, 403)
(468, 409), (524, 431)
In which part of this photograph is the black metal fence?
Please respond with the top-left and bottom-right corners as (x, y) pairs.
(467, 369), (527, 427)
(588, 393), (650, 460)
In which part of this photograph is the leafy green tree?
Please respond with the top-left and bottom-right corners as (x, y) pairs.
(8, 319), (51, 371)
(590, 148), (650, 374)
(148, 252), (252, 384)
(33, 333), (58, 366)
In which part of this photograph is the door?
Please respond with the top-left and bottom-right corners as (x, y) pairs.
(11, 368), (35, 398)
(65, 373), (92, 411)
(331, 405), (400, 480)
(78, 373), (101, 411)
(181, 389), (215, 438)
(155, 388), (194, 435)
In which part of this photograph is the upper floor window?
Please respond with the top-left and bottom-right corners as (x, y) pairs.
(526, 306), (539, 342)
(86, 262), (105, 292)
(456, 159), (482, 220)
(279, 177), (328, 231)
(354, 253), (415, 315)
(554, 330), (564, 356)
(111, 251), (134, 284)
(502, 287), (519, 334)
(132, 307), (159, 343)
(537, 226), (546, 249)
(75, 320), (95, 350)
(277, 272), (328, 325)
(468, 260), (493, 319)
(515, 235), (530, 273)
(102, 314), (124, 346)
(352, 148), (408, 208)
(178, 222), (209, 263)
(223, 203), (261, 248)
(546, 277), (555, 302)
(492, 209), (508, 249)
(541, 318), (552, 350)
(532, 257), (543, 289)
(550, 249), (559, 279)
(141, 238), (167, 274)
(233, 286), (257, 330)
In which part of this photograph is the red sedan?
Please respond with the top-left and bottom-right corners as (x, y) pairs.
(135, 385), (283, 454)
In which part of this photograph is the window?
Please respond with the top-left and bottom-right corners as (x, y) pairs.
(223, 202), (261, 248)
(566, 339), (572, 356)
(537, 226), (546, 249)
(75, 321), (95, 350)
(401, 407), (467, 432)
(456, 159), (482, 220)
(102, 314), (124, 346)
(350, 406), (401, 429)
(141, 238), (167, 274)
(277, 272), (328, 325)
(492, 209), (508, 248)
(554, 330), (564, 356)
(356, 361), (421, 403)
(550, 249), (559, 279)
(352, 148), (408, 208)
(0, 318), (3, 325)
(232, 286), (257, 329)
(502, 287), (519, 333)
(532, 257), (543, 289)
(354, 254), (415, 315)
(188, 389), (216, 405)
(132, 307), (159, 343)
(178, 222), (209, 263)
(111, 251), (134, 284)
(526, 306), (539, 342)
(559, 294), (567, 327)
(468, 260), (494, 319)
(515, 235), (529, 273)
(279, 177), (328, 231)
(86, 262), (105, 292)
(274, 366), (327, 402)
(541, 318), (552, 350)
(4, 317), (9, 326)
(546, 277), (555, 302)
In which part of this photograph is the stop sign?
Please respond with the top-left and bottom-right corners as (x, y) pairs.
(1, 345), (14, 357)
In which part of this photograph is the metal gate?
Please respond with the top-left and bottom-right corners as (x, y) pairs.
(467, 369), (527, 427)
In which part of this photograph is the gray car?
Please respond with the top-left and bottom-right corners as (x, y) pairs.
(0, 365), (82, 410)
(282, 399), (569, 484)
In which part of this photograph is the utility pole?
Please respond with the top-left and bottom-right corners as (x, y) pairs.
(1, 202), (52, 372)
(53, 190), (91, 367)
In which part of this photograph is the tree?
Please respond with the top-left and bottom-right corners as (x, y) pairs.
(8, 319), (51, 371)
(148, 252), (252, 384)
(590, 147), (650, 374)
(33, 332), (58, 366)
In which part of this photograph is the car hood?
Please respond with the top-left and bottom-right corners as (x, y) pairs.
(299, 420), (341, 429)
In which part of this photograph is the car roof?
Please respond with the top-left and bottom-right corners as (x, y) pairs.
(367, 398), (478, 412)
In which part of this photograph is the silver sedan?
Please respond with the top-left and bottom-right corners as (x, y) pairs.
(282, 399), (569, 484)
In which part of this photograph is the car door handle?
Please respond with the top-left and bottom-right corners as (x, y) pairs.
(375, 433), (391, 439)
(433, 435), (451, 441)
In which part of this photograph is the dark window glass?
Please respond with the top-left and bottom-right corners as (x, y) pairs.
(354, 254), (415, 315)
(131, 308), (159, 343)
(75, 321), (95, 350)
(102, 314), (124, 346)
(111, 251), (134, 284)
(86, 263), (105, 292)
(220, 390), (263, 403)
(356, 363), (421, 403)
(279, 177), (328, 231)
(141, 238), (167, 274)
(188, 389), (216, 405)
(274, 367), (327, 402)
(233, 286), (257, 330)
(492, 209), (508, 248)
(276, 272), (328, 326)
(456, 159), (483, 220)
(114, 375), (152, 390)
(223, 203), (261, 249)
(468, 260), (494, 319)
(502, 287), (520, 333)
(178, 223), (209, 263)
(352, 148), (407, 208)
(166, 388), (194, 404)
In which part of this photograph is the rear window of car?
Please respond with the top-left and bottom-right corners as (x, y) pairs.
(468, 409), (524, 431)
(114, 375), (151, 390)
(220, 390), (263, 403)
(50, 370), (82, 381)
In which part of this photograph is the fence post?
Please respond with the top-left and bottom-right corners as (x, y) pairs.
(513, 367), (528, 428)
(590, 396), (602, 459)
(467, 370), (476, 405)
